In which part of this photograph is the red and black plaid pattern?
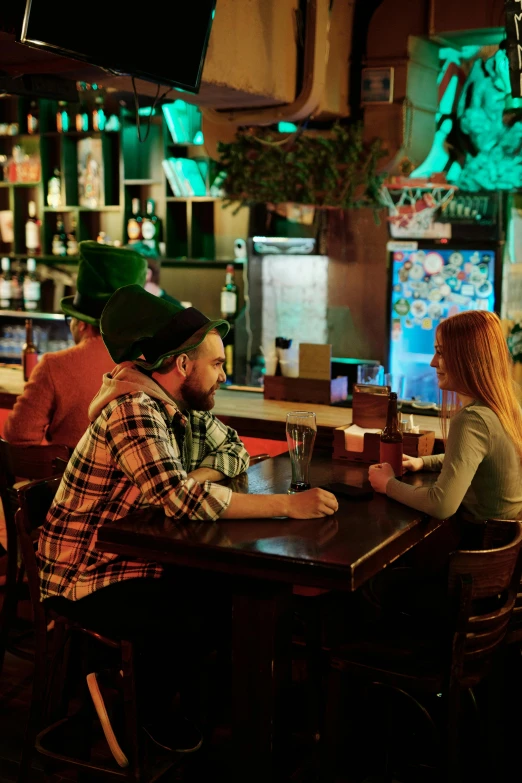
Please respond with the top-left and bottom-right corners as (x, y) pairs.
(38, 391), (249, 600)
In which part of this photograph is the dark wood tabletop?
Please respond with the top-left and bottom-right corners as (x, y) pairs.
(96, 453), (443, 592)
(95, 454), (444, 782)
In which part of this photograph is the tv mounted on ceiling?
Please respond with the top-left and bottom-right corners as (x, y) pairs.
(18, 0), (217, 94)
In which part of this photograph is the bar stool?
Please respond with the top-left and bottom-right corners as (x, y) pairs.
(0, 438), (69, 674)
(15, 476), (181, 783)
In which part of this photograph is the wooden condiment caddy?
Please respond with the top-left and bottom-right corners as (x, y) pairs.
(332, 385), (435, 463)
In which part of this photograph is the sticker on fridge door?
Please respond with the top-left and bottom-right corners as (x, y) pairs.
(475, 280), (493, 298)
(393, 298), (410, 316)
(449, 252), (464, 267)
(408, 264), (425, 281)
(423, 252), (444, 275)
(427, 303), (442, 320)
(410, 300), (428, 318)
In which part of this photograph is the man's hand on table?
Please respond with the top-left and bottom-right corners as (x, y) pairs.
(286, 488), (338, 519)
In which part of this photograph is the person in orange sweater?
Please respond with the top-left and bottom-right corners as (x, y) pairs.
(4, 242), (147, 451)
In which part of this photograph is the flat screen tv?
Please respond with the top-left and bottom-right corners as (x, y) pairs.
(19, 0), (217, 94)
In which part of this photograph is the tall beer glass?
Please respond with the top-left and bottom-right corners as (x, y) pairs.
(286, 411), (317, 493)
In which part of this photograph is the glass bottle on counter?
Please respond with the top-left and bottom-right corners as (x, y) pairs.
(0, 257), (12, 310)
(380, 392), (403, 479)
(22, 318), (38, 381)
(141, 198), (160, 252)
(127, 198), (142, 244)
(23, 258), (41, 312)
(25, 200), (41, 255)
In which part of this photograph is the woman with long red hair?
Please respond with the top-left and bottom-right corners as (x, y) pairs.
(369, 310), (522, 524)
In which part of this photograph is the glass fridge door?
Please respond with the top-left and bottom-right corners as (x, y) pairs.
(388, 248), (495, 406)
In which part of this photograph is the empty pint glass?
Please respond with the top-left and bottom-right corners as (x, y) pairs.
(286, 411), (317, 493)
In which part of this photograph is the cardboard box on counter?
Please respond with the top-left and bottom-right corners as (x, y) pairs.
(263, 343), (348, 405)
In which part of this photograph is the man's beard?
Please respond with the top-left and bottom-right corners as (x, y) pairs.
(180, 371), (217, 411)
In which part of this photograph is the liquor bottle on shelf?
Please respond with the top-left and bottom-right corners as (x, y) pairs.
(0, 257), (12, 310)
(25, 201), (41, 255)
(56, 101), (70, 133)
(92, 96), (106, 132)
(10, 260), (24, 311)
(76, 102), (89, 132)
(220, 264), (238, 320)
(220, 264), (238, 384)
(22, 318), (38, 381)
(380, 392), (403, 479)
(27, 100), (39, 134)
(141, 199), (161, 252)
(23, 258), (41, 312)
(67, 217), (78, 256)
(47, 169), (63, 208)
(52, 214), (68, 256)
(127, 198), (142, 244)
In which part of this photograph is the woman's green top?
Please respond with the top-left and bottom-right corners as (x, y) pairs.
(387, 401), (522, 521)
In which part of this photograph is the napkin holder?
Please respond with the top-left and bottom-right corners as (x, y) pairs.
(332, 384), (435, 463)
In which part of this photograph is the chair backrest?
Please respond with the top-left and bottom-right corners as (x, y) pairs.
(14, 477), (63, 620)
(0, 438), (70, 489)
(447, 519), (522, 682)
(0, 438), (69, 562)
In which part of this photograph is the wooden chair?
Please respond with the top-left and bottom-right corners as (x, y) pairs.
(321, 519), (522, 783)
(15, 476), (181, 783)
(0, 438), (69, 674)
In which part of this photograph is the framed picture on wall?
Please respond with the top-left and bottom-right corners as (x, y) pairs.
(361, 67), (394, 104)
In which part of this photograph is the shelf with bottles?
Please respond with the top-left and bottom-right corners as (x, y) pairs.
(0, 317), (74, 366)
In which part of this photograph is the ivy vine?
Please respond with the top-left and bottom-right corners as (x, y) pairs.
(217, 121), (386, 212)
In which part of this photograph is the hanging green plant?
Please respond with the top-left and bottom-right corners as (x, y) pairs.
(217, 121), (386, 212)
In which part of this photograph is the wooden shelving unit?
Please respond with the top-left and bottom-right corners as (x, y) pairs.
(0, 96), (249, 264)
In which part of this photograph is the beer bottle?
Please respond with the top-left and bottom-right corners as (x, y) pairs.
(22, 318), (38, 382)
(380, 392), (403, 478)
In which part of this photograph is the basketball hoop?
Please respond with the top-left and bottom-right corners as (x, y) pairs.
(379, 176), (457, 237)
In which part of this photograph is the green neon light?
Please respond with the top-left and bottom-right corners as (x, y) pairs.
(278, 122), (298, 133)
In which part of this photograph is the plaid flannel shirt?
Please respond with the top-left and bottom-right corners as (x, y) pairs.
(38, 391), (249, 600)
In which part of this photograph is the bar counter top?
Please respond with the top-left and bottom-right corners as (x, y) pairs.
(0, 364), (442, 445)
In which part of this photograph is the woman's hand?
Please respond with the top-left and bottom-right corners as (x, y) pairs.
(368, 462), (396, 494)
(402, 454), (424, 473)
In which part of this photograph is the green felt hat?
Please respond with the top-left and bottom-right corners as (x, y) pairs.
(61, 241), (148, 326)
(100, 284), (230, 371)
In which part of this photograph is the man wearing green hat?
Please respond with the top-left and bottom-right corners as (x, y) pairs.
(39, 284), (337, 759)
(4, 242), (147, 451)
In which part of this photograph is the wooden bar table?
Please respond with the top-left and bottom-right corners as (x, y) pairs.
(96, 453), (444, 782)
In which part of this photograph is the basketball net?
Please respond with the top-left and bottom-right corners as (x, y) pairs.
(379, 178), (457, 236)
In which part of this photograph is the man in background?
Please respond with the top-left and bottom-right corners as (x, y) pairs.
(4, 242), (147, 450)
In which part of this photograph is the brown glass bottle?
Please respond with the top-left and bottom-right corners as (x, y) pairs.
(22, 318), (38, 382)
(380, 392), (403, 478)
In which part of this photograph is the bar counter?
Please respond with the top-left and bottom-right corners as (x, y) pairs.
(0, 365), (443, 447)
